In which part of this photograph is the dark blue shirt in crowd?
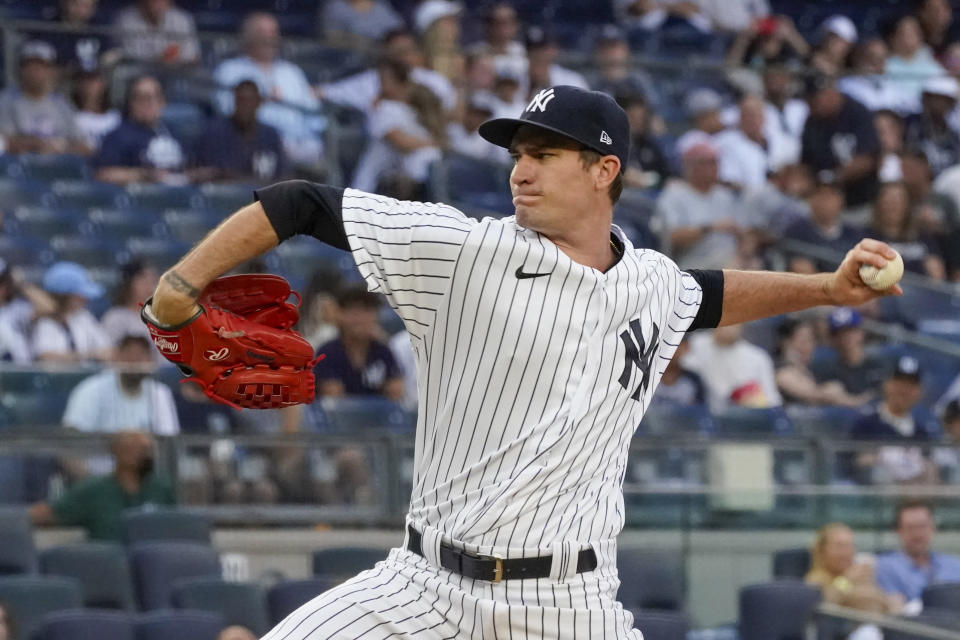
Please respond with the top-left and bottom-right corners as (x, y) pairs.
(30, 10), (112, 71)
(801, 96), (880, 207)
(784, 218), (864, 272)
(193, 117), (286, 183)
(850, 406), (941, 440)
(93, 120), (186, 171)
(316, 338), (401, 395)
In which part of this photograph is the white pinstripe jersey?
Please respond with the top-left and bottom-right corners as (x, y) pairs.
(341, 188), (703, 556)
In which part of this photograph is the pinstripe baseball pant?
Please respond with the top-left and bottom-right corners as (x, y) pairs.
(261, 533), (642, 639)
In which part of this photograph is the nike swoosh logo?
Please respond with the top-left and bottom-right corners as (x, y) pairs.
(515, 267), (552, 280)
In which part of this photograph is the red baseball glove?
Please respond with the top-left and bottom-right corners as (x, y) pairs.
(141, 274), (323, 410)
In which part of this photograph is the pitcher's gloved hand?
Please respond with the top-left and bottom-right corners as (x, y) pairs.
(142, 274), (323, 409)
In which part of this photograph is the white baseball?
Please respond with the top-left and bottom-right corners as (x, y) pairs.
(859, 250), (904, 290)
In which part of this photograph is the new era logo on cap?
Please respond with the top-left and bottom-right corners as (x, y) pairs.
(525, 88), (555, 113)
(600, 131), (612, 145)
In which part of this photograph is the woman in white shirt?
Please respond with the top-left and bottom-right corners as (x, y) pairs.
(31, 262), (111, 363)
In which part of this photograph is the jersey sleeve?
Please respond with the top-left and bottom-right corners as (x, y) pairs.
(340, 188), (475, 336)
(652, 252), (706, 344)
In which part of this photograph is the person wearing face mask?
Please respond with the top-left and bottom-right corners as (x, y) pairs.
(62, 334), (179, 436)
(28, 430), (175, 540)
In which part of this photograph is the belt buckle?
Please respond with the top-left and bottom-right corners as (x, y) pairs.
(477, 553), (503, 583)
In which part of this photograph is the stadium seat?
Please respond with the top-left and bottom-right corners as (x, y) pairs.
(267, 578), (334, 626)
(121, 508), (212, 545)
(320, 396), (414, 432)
(129, 542), (222, 610)
(785, 406), (861, 438)
(162, 210), (222, 244)
(431, 153), (513, 216)
(630, 611), (690, 640)
(714, 407), (793, 437)
(638, 403), (715, 435)
(50, 235), (126, 268)
(312, 547), (387, 581)
(135, 609), (224, 640)
(125, 237), (191, 270)
(9, 206), (83, 239)
(39, 609), (135, 640)
(127, 184), (203, 212)
(162, 103), (208, 146)
(0, 177), (52, 209)
(0, 234), (56, 267)
(50, 180), (129, 210)
(771, 548), (811, 580)
(0, 458), (27, 504)
(0, 576), (83, 640)
(883, 609), (960, 640)
(172, 578), (270, 636)
(17, 154), (89, 181)
(0, 388), (69, 429)
(738, 581), (821, 640)
(39, 542), (136, 610)
(616, 549), (686, 611)
(922, 582), (960, 610)
(87, 208), (163, 238)
(0, 508), (36, 574)
(200, 183), (254, 216)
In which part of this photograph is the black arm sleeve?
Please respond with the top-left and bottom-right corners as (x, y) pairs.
(254, 179), (350, 251)
(686, 269), (724, 331)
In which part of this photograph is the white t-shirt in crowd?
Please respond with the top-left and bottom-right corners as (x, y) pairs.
(31, 310), (110, 360)
(351, 99), (441, 192)
(62, 369), (179, 435)
(683, 331), (783, 412)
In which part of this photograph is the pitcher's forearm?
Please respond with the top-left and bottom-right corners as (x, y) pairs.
(152, 202), (280, 324)
(719, 269), (834, 326)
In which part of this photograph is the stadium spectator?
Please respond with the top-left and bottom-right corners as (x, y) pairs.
(695, 0), (772, 34)
(839, 38), (900, 113)
(783, 173), (862, 274)
(0, 602), (15, 640)
(813, 307), (890, 397)
(31, 262), (111, 363)
(868, 181), (946, 279)
(903, 77), (960, 177)
(447, 92), (510, 163)
(93, 75), (187, 184)
(351, 59), (445, 198)
(415, 0), (463, 83)
(741, 161), (812, 237)
(618, 92), (672, 190)
(28, 431), (175, 540)
(656, 136), (744, 270)
(683, 324), (782, 411)
(717, 94), (798, 192)
(775, 318), (870, 408)
(876, 499), (960, 603)
(915, 0), (954, 57)
(466, 3), (527, 78)
(760, 65), (808, 143)
(318, 0), (403, 44)
(214, 12), (323, 167)
(298, 268), (343, 351)
(217, 627), (257, 640)
(41, 0), (118, 72)
(875, 109), (905, 182)
(0, 40), (90, 156)
(63, 334), (179, 435)
(809, 15), (857, 76)
(933, 399), (960, 480)
(389, 330), (418, 411)
(588, 25), (660, 108)
(648, 340), (706, 409)
(677, 88), (725, 153)
(315, 286), (404, 401)
(0, 260), (54, 364)
(851, 356), (941, 484)
(193, 80), (287, 184)
(114, 0), (199, 65)
(725, 15), (809, 71)
(100, 260), (157, 347)
(615, 0), (712, 34)
(884, 14), (946, 113)
(801, 74), (880, 209)
(320, 29), (456, 120)
(805, 523), (901, 614)
(489, 66), (526, 119)
(523, 26), (589, 101)
(71, 67), (120, 153)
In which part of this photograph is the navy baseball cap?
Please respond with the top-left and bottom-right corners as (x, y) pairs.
(478, 85), (630, 172)
(828, 307), (861, 332)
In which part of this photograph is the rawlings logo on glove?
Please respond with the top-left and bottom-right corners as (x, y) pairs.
(142, 274), (323, 410)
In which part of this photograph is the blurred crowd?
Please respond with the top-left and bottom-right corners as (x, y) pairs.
(2, 0), (960, 509)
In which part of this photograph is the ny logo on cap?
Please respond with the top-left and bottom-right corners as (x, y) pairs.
(525, 88), (555, 113)
(600, 131), (613, 145)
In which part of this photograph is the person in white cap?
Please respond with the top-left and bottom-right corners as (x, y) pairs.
(810, 15), (857, 76)
(415, 0), (462, 82)
(903, 76), (960, 176)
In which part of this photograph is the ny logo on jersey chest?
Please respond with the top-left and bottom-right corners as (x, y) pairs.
(618, 319), (659, 401)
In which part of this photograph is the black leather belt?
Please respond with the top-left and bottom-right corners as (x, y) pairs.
(406, 525), (597, 583)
